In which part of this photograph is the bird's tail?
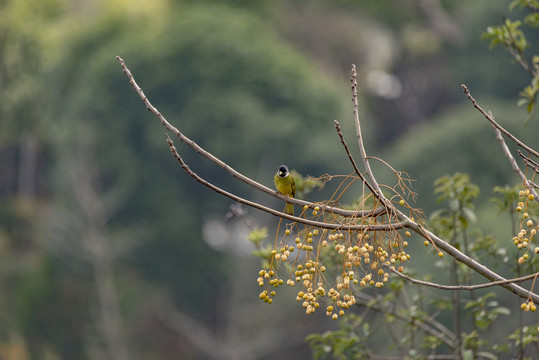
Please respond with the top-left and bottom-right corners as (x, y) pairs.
(285, 203), (294, 216)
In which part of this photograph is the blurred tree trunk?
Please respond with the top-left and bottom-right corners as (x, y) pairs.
(46, 123), (133, 360)
(73, 140), (131, 360)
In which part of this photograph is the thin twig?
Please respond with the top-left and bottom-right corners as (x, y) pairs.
(166, 135), (401, 231)
(495, 127), (527, 180)
(406, 222), (539, 303)
(334, 120), (377, 195)
(519, 150), (539, 176)
(351, 65), (388, 203)
(495, 128), (539, 199)
(461, 84), (539, 158)
(116, 56), (384, 219)
(387, 266), (539, 291)
(118, 56), (539, 303)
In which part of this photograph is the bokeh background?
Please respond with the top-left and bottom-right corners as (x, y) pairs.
(1, 0), (537, 359)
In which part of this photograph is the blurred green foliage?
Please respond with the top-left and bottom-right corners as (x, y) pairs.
(1, 0), (537, 359)
(481, 0), (539, 122)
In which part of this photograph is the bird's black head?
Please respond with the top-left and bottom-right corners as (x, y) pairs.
(277, 165), (289, 178)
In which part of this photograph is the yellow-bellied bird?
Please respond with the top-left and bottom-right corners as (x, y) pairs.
(274, 165), (295, 215)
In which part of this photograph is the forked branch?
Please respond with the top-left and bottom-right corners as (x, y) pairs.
(388, 266), (539, 291)
(117, 56), (539, 304)
(115, 56), (384, 222)
(461, 84), (539, 158)
(165, 134), (400, 231)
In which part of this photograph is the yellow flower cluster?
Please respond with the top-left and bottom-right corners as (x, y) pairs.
(257, 206), (411, 318)
(513, 187), (537, 265)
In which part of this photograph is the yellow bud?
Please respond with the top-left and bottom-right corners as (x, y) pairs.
(438, 252), (444, 257)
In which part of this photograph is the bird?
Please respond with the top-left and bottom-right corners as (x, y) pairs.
(274, 165), (295, 215)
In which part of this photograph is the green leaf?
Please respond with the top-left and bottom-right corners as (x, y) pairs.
(247, 226), (268, 247)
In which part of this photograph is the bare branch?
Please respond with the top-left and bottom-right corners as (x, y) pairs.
(494, 127), (539, 199)
(351, 65), (389, 204)
(166, 135), (400, 231)
(495, 127), (527, 180)
(334, 119), (377, 196)
(461, 84), (539, 158)
(387, 265), (539, 292)
(118, 56), (539, 304)
(405, 221), (539, 303)
(116, 56), (383, 219)
(519, 150), (539, 176)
